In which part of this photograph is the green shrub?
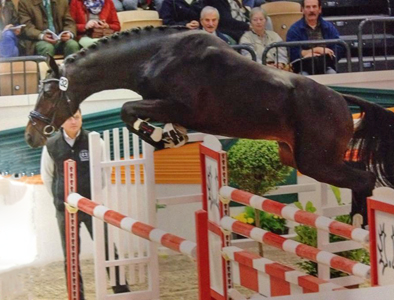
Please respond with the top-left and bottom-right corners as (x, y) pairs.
(228, 139), (292, 196)
(228, 139), (292, 233)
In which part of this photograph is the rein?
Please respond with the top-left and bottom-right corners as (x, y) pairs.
(28, 77), (73, 138)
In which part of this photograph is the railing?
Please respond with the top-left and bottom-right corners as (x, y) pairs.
(357, 17), (394, 71)
(262, 39), (352, 74)
(231, 44), (257, 62)
(0, 56), (46, 96)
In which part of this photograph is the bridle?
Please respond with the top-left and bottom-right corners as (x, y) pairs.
(28, 76), (73, 138)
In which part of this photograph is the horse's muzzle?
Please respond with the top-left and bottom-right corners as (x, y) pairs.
(25, 122), (47, 148)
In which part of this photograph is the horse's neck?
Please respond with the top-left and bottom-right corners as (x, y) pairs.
(65, 57), (138, 102)
(63, 27), (190, 102)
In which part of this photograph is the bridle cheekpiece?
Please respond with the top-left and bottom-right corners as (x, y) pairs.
(28, 76), (72, 138)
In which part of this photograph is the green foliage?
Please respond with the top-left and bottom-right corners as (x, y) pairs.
(243, 206), (287, 234)
(330, 185), (342, 205)
(294, 202), (370, 278)
(228, 139), (292, 196)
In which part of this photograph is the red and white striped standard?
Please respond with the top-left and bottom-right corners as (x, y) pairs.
(221, 216), (370, 279)
(220, 186), (369, 244)
(68, 193), (197, 258)
(223, 246), (344, 297)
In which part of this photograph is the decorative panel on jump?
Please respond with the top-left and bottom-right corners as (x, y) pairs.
(368, 187), (394, 286)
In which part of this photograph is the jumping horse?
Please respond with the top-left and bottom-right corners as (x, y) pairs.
(25, 26), (394, 222)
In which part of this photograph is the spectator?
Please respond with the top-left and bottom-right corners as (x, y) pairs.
(240, 7), (287, 68)
(204, 0), (250, 42)
(159, 0), (202, 29)
(18, 0), (79, 56)
(0, 0), (21, 57)
(70, 0), (120, 49)
(113, 0), (138, 12)
(200, 6), (235, 44)
(41, 109), (130, 300)
(286, 0), (344, 74)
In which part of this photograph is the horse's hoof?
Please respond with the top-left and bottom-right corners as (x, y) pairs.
(133, 119), (163, 142)
(162, 123), (188, 148)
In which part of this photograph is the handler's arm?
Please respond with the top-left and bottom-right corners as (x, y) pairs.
(40, 146), (54, 197)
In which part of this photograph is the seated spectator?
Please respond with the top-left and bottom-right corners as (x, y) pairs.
(286, 0), (344, 75)
(0, 0), (20, 57)
(200, 6), (235, 44)
(70, 0), (120, 49)
(204, 0), (250, 42)
(159, 0), (202, 29)
(240, 7), (287, 68)
(18, 0), (79, 57)
(113, 0), (138, 12)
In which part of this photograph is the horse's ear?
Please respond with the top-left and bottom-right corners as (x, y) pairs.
(46, 54), (60, 78)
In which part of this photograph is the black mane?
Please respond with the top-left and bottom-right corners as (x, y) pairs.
(64, 26), (190, 65)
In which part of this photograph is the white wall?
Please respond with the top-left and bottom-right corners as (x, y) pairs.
(0, 179), (204, 273)
(0, 89), (141, 131)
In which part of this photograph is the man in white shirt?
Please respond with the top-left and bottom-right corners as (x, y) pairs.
(41, 109), (129, 299)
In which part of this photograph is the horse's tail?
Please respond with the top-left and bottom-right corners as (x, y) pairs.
(344, 93), (394, 187)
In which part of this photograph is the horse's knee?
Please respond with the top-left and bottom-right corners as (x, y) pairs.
(121, 102), (137, 124)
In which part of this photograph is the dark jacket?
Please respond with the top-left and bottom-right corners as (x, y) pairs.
(286, 15), (344, 62)
(159, 0), (202, 26)
(216, 30), (234, 44)
(18, 0), (77, 55)
(204, 0), (249, 42)
(0, 0), (19, 33)
(46, 128), (91, 211)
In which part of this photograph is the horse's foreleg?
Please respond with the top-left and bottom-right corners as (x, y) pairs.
(121, 99), (190, 149)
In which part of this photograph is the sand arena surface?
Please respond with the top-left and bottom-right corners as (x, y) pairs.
(6, 245), (302, 300)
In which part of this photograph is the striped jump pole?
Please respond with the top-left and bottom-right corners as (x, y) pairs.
(220, 186), (369, 244)
(67, 193), (197, 258)
(223, 246), (344, 297)
(221, 216), (370, 279)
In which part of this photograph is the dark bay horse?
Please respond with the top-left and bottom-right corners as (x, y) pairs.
(25, 26), (394, 221)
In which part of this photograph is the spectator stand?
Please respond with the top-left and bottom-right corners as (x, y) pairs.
(261, 1), (303, 41)
(357, 17), (394, 72)
(231, 44), (258, 62)
(0, 56), (46, 96)
(261, 39), (352, 75)
(117, 10), (163, 31)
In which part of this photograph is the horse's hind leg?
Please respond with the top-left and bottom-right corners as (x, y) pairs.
(121, 99), (190, 149)
(296, 154), (376, 224)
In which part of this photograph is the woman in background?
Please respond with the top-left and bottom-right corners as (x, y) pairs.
(240, 7), (287, 69)
(70, 0), (120, 48)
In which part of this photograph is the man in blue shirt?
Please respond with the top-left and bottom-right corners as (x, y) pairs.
(286, 0), (343, 74)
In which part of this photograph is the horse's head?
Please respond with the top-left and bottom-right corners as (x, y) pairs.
(25, 55), (75, 148)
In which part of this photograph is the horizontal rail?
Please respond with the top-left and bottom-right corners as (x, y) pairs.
(220, 186), (369, 244)
(221, 217), (370, 279)
(67, 193), (197, 258)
